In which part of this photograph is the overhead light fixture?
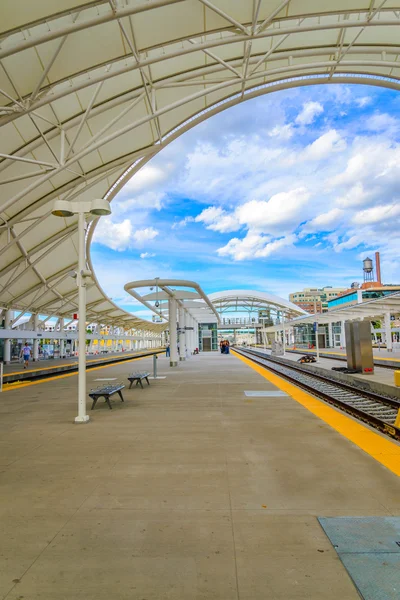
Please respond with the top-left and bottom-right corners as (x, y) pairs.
(90, 198), (111, 216)
(52, 200), (74, 217)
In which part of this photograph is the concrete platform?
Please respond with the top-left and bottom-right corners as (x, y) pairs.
(0, 352), (399, 599)
(2, 349), (163, 384)
(252, 347), (400, 401)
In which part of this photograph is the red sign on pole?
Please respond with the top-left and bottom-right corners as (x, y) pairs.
(73, 313), (78, 320)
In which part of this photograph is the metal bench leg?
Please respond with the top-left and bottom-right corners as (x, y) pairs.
(138, 379), (144, 389)
(91, 397), (98, 410)
(117, 390), (124, 402)
(145, 377), (150, 385)
(105, 396), (112, 410)
(129, 380), (133, 389)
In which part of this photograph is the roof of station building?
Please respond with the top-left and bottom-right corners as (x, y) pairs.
(209, 289), (307, 317)
(1, 1), (400, 329)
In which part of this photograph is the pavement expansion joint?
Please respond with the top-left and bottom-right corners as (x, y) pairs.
(244, 390), (289, 397)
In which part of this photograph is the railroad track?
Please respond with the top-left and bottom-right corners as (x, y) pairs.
(251, 345), (400, 370)
(235, 347), (400, 441)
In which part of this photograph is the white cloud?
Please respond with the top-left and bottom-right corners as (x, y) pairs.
(93, 219), (159, 251)
(123, 165), (168, 193)
(295, 101), (324, 125)
(334, 234), (365, 252)
(351, 203), (400, 225)
(140, 252), (156, 259)
(195, 206), (240, 233)
(336, 182), (368, 208)
(93, 217), (133, 251)
(117, 191), (164, 211)
(172, 216), (195, 229)
(133, 227), (159, 245)
(269, 123), (294, 139)
(365, 112), (398, 132)
(301, 208), (344, 235)
(218, 232), (296, 261)
(355, 96), (372, 108)
(302, 129), (346, 161)
(236, 187), (310, 233)
(181, 138), (283, 203)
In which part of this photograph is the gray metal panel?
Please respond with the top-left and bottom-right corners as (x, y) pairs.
(353, 321), (374, 374)
(345, 321), (356, 369)
(319, 517), (400, 600)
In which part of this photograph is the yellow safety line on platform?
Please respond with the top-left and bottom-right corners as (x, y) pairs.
(232, 350), (400, 477)
(1, 355), (147, 392)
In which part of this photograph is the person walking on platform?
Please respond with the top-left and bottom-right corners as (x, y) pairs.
(165, 342), (170, 357)
(20, 342), (31, 369)
(220, 340), (225, 354)
(225, 340), (230, 354)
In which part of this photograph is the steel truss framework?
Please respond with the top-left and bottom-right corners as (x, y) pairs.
(1, 0), (400, 331)
(265, 291), (400, 332)
(208, 290), (306, 320)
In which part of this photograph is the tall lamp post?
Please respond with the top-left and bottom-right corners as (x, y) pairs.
(52, 199), (111, 423)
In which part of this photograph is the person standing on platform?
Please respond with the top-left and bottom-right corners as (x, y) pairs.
(165, 342), (170, 357)
(21, 342), (31, 369)
(225, 340), (230, 354)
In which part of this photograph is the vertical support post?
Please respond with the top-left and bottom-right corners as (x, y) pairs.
(0, 361), (3, 392)
(168, 297), (178, 367)
(60, 318), (65, 358)
(153, 353), (158, 378)
(3, 309), (12, 364)
(384, 312), (393, 352)
(179, 306), (186, 361)
(282, 312), (286, 356)
(340, 320), (346, 348)
(75, 211), (89, 424)
(190, 316), (195, 353)
(33, 314), (39, 361)
(314, 321), (320, 362)
(328, 322), (333, 348)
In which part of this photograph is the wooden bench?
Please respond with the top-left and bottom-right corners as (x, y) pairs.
(89, 383), (125, 410)
(127, 372), (150, 389)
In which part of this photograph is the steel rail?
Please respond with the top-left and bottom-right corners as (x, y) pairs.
(235, 347), (400, 441)
(251, 346), (400, 371)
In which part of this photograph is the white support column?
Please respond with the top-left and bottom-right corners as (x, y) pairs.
(188, 316), (194, 354)
(169, 297), (178, 367)
(195, 321), (199, 351)
(60, 318), (65, 358)
(76, 211), (89, 423)
(328, 322), (333, 348)
(178, 306), (186, 361)
(384, 312), (393, 352)
(3, 309), (12, 364)
(32, 314), (39, 361)
(340, 320), (346, 348)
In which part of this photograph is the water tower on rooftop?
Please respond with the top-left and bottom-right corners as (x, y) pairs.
(363, 257), (374, 282)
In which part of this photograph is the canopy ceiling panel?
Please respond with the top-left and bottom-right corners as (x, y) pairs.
(1, 0), (400, 332)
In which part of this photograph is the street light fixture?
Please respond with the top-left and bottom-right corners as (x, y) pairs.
(52, 198), (111, 423)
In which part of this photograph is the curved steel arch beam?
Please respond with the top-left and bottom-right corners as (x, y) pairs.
(1, 10), (398, 123)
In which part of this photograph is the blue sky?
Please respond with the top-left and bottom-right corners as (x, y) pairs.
(92, 83), (400, 319)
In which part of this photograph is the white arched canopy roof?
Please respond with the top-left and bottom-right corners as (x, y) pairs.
(1, 1), (400, 328)
(208, 289), (307, 318)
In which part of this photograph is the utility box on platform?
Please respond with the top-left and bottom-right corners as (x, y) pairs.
(345, 321), (374, 374)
